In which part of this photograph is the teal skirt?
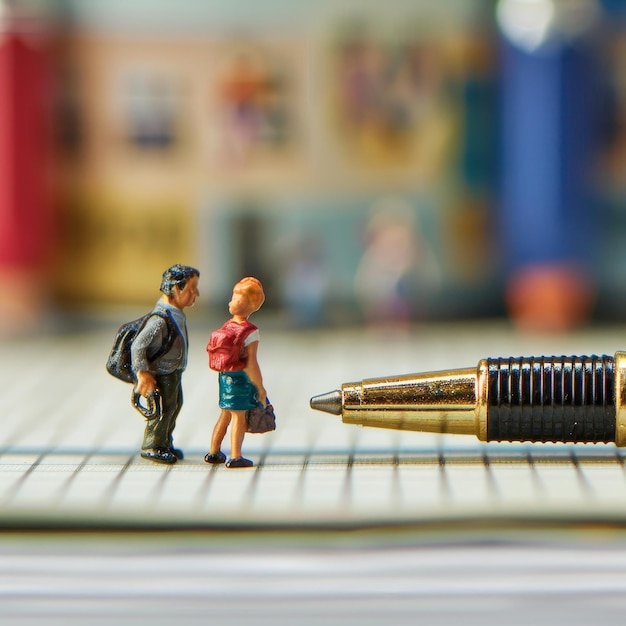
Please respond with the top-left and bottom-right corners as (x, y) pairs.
(218, 370), (260, 410)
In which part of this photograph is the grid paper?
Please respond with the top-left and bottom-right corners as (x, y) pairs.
(3, 320), (626, 528)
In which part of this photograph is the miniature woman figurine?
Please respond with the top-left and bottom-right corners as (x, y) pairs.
(205, 277), (266, 468)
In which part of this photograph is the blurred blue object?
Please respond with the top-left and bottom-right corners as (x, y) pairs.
(499, 38), (596, 271)
(497, 3), (600, 329)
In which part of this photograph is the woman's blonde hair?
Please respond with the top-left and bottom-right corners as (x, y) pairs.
(237, 276), (265, 312)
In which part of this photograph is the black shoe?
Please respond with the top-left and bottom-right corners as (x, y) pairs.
(141, 448), (177, 464)
(226, 457), (254, 469)
(170, 447), (184, 460)
(204, 451), (227, 464)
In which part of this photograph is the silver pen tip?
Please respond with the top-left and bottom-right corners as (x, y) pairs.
(310, 390), (342, 415)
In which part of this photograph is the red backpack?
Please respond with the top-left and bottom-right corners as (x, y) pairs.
(207, 320), (257, 372)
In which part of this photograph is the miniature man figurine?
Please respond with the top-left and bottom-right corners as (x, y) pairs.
(132, 264), (200, 464)
(205, 276), (266, 468)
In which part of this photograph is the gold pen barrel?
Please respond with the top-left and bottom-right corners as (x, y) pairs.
(311, 352), (624, 445)
(341, 365), (488, 439)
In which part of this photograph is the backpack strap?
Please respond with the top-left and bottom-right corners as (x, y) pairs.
(146, 309), (177, 362)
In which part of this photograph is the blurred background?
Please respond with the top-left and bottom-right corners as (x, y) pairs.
(5, 6), (626, 621)
(2, 0), (626, 333)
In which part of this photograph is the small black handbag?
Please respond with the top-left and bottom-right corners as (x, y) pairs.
(246, 399), (276, 433)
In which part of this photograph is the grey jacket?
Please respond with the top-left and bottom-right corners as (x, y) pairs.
(131, 300), (188, 376)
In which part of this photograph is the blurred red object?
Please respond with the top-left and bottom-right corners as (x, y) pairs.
(506, 264), (595, 332)
(0, 12), (54, 332)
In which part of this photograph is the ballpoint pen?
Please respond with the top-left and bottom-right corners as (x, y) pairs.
(310, 352), (626, 446)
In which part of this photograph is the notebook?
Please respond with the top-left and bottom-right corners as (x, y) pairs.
(2, 319), (626, 529)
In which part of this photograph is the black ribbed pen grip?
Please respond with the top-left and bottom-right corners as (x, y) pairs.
(486, 355), (616, 443)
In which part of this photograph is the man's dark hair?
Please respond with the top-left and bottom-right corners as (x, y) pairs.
(160, 264), (200, 296)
